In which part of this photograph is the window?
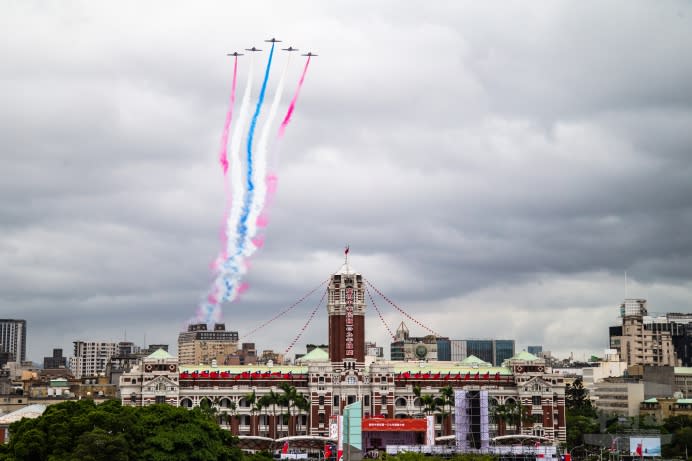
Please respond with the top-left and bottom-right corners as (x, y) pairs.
(334, 395), (340, 406)
(319, 414), (325, 424)
(319, 396), (325, 406)
(532, 395), (542, 405)
(364, 395), (370, 406)
(155, 395), (166, 404)
(381, 395), (387, 406)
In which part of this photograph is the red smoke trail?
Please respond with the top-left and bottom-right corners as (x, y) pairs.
(213, 56), (239, 271)
(278, 56), (311, 139)
(219, 56), (238, 175)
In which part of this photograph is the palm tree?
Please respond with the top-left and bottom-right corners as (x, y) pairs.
(280, 383), (299, 436)
(420, 394), (440, 416)
(259, 389), (282, 438)
(413, 384), (422, 417)
(245, 390), (258, 436)
(294, 393), (310, 435)
(438, 385), (455, 435)
(227, 400), (237, 432)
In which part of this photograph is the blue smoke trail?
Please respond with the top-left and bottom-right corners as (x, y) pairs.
(222, 42), (275, 300)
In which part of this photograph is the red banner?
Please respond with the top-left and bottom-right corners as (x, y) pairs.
(362, 418), (428, 432)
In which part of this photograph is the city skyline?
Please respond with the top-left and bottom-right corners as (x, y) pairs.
(2, 2), (692, 362)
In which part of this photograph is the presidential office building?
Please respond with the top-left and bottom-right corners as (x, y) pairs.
(121, 264), (567, 446)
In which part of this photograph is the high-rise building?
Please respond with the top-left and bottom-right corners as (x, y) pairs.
(609, 299), (678, 367)
(0, 319), (26, 363)
(70, 341), (119, 378)
(437, 338), (451, 361)
(43, 348), (67, 369)
(527, 345), (543, 356)
(494, 340), (515, 366)
(365, 341), (384, 358)
(177, 323), (239, 365)
(455, 339), (515, 366)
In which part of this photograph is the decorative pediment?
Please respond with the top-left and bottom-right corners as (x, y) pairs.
(143, 375), (178, 389)
(522, 377), (551, 393)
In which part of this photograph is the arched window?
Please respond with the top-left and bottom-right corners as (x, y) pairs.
(395, 397), (407, 407)
(180, 398), (193, 408)
(318, 396), (325, 406)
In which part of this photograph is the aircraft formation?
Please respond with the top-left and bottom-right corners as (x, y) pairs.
(197, 37), (316, 325)
(229, 36), (318, 59)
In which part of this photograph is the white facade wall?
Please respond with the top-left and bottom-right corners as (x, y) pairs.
(70, 341), (118, 378)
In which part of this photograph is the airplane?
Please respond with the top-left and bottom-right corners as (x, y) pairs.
(302, 52), (318, 57)
(282, 46), (299, 52)
(265, 37), (282, 43)
(226, 52), (244, 57)
(245, 46), (262, 52)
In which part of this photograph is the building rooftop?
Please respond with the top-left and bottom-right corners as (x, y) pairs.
(459, 355), (492, 366)
(0, 404), (46, 425)
(147, 348), (174, 360)
(296, 347), (329, 363)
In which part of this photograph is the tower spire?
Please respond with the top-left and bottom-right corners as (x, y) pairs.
(344, 244), (350, 268)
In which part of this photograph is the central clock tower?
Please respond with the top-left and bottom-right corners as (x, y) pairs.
(327, 263), (366, 367)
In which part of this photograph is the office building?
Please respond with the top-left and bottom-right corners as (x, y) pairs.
(0, 319), (26, 363)
(70, 341), (119, 378)
(43, 348), (67, 369)
(609, 299), (678, 367)
(177, 323), (239, 365)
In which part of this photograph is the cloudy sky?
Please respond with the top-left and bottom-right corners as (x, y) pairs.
(3, 1), (692, 363)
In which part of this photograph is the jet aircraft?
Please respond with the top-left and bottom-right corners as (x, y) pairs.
(265, 37), (282, 43)
(301, 52), (318, 57)
(282, 46), (299, 52)
(245, 46), (262, 52)
(226, 52), (244, 57)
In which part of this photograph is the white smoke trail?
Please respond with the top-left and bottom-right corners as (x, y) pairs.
(216, 55), (256, 302)
(242, 54), (291, 256)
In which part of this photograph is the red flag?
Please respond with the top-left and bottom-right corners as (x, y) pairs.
(282, 441), (289, 454)
(434, 372), (441, 379)
(483, 371), (490, 380)
(403, 371), (411, 379)
(464, 372), (470, 381)
(494, 372), (500, 381)
(345, 245), (350, 255)
(444, 373), (451, 380)
(324, 444), (332, 460)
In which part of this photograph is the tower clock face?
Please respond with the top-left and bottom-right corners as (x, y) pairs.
(415, 345), (427, 359)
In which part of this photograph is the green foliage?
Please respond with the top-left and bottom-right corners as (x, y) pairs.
(566, 413), (599, 447)
(566, 377), (596, 418)
(3, 400), (241, 461)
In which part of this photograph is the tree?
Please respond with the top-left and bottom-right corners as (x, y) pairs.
(438, 385), (455, 435)
(3, 400), (241, 461)
(412, 384), (422, 417)
(566, 377), (596, 417)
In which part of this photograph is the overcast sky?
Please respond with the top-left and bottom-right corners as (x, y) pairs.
(2, 1), (692, 363)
